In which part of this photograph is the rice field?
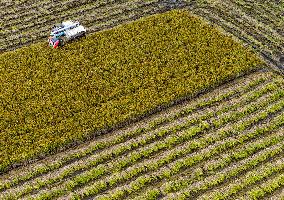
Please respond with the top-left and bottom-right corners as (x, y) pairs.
(1, 0), (283, 71)
(1, 0), (284, 199)
(0, 9), (262, 174)
(0, 70), (283, 199)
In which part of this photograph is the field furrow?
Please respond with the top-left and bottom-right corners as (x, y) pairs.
(162, 147), (284, 200)
(198, 149), (284, 199)
(1, 68), (283, 199)
(235, 172), (284, 200)
(91, 131), (284, 200)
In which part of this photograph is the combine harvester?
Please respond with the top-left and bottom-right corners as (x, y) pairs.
(48, 20), (86, 48)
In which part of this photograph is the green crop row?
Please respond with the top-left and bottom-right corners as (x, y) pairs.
(209, 85), (284, 129)
(105, 95), (283, 198)
(5, 79), (284, 200)
(94, 119), (284, 200)
(18, 85), (282, 199)
(205, 160), (284, 200)
(0, 9), (264, 173)
(0, 71), (271, 193)
(161, 130), (284, 196)
(164, 143), (284, 200)
(67, 98), (284, 200)
(148, 73), (270, 129)
(134, 129), (284, 199)
(28, 84), (283, 199)
(246, 173), (284, 199)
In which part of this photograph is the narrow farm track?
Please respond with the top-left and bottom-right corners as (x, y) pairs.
(1, 71), (283, 199)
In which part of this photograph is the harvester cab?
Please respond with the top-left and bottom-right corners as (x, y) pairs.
(48, 20), (86, 48)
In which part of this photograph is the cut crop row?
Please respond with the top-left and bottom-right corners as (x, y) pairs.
(0, 2), (160, 49)
(1, 0), (119, 27)
(189, 8), (281, 71)
(190, 8), (264, 52)
(218, 0), (284, 52)
(190, 0), (284, 71)
(230, 0), (284, 35)
(198, 6), (278, 54)
(1, 0), (161, 52)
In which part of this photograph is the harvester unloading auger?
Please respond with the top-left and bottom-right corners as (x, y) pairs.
(48, 20), (86, 48)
